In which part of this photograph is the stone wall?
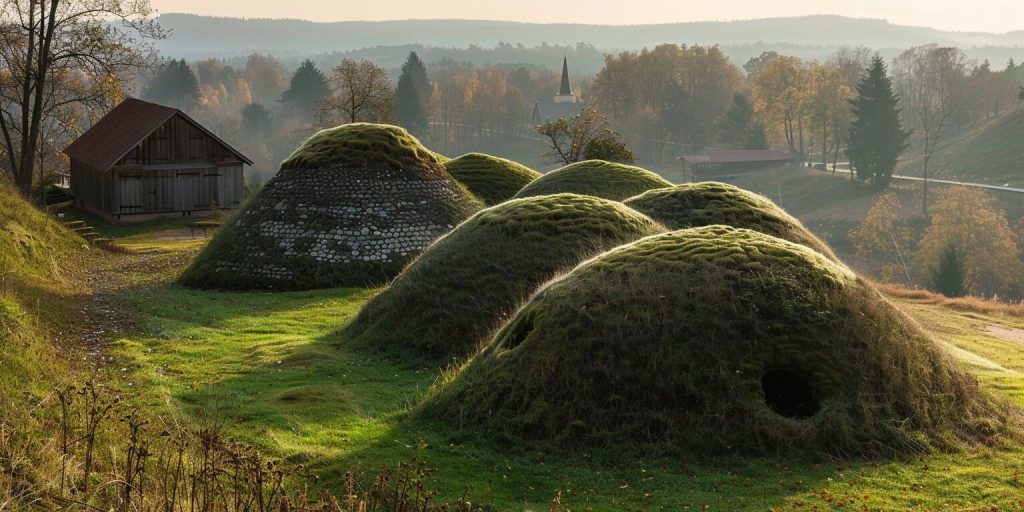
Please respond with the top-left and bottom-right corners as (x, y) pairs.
(193, 163), (480, 289)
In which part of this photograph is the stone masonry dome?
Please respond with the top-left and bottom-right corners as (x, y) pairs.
(180, 123), (483, 290)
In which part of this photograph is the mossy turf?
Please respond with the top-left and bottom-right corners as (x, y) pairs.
(442, 153), (542, 205)
(344, 194), (664, 362)
(424, 226), (1010, 457)
(281, 123), (444, 173)
(514, 160), (672, 201)
(624, 181), (838, 260)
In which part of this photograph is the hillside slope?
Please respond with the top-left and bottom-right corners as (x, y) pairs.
(896, 108), (1024, 186)
(0, 182), (89, 413)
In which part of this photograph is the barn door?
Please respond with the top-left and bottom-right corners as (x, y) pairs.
(118, 175), (143, 213)
(143, 171), (176, 211)
(176, 171), (201, 210)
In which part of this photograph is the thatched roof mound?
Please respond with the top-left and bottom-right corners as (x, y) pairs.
(345, 194), (664, 361)
(424, 226), (1008, 456)
(443, 153), (542, 206)
(180, 123), (482, 291)
(514, 160), (672, 201)
(624, 181), (837, 260)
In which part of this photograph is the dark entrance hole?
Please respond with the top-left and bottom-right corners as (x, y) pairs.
(761, 368), (820, 419)
(503, 315), (534, 350)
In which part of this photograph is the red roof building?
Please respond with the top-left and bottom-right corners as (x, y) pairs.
(680, 150), (794, 180)
(63, 98), (252, 222)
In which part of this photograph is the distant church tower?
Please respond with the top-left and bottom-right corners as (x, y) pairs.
(553, 55), (578, 104)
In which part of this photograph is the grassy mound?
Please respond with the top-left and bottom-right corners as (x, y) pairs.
(181, 125), (482, 291)
(624, 182), (838, 260)
(281, 123), (444, 172)
(0, 181), (90, 422)
(344, 194), (664, 361)
(443, 153), (542, 205)
(424, 226), (1009, 456)
(514, 160), (672, 201)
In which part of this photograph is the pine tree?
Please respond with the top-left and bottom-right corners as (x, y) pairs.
(281, 60), (330, 117)
(847, 56), (910, 189)
(933, 245), (967, 298)
(717, 94), (767, 149)
(143, 59), (200, 109)
(394, 52), (430, 135)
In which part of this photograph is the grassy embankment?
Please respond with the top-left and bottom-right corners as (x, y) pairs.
(98, 222), (1024, 510)
(896, 108), (1024, 187)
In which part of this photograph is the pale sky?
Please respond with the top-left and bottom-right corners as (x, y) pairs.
(151, 0), (1024, 33)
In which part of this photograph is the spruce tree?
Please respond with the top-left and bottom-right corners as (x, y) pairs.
(933, 245), (967, 298)
(718, 94), (767, 149)
(143, 59), (200, 109)
(847, 56), (910, 189)
(281, 60), (330, 117)
(395, 52), (430, 134)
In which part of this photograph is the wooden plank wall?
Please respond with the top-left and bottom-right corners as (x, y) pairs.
(71, 112), (245, 217)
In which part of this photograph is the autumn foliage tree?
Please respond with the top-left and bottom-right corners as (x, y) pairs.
(536, 108), (634, 165)
(912, 187), (1023, 299)
(848, 192), (914, 284)
(0, 0), (162, 194)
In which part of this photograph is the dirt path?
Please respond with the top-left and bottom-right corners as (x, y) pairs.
(984, 324), (1024, 344)
(62, 248), (193, 375)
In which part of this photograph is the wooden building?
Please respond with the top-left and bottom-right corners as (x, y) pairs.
(680, 150), (793, 181)
(63, 98), (252, 222)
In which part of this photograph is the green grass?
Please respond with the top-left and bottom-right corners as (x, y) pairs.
(281, 123), (445, 172)
(443, 153), (542, 205)
(106, 254), (1024, 509)
(896, 108), (1024, 186)
(514, 159), (673, 201)
(344, 194), (664, 362)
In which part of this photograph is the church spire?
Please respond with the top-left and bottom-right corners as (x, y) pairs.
(559, 55), (572, 96)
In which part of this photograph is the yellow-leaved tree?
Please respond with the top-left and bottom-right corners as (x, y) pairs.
(848, 192), (914, 284)
(912, 187), (1023, 298)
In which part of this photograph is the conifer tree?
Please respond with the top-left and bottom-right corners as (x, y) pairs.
(281, 60), (330, 116)
(144, 59), (200, 109)
(847, 56), (910, 189)
(718, 94), (767, 149)
(933, 245), (967, 298)
(395, 52), (430, 134)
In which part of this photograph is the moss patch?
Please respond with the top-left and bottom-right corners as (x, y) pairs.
(344, 194), (664, 361)
(514, 160), (672, 201)
(281, 123), (444, 172)
(424, 226), (1011, 456)
(624, 182), (838, 260)
(443, 153), (542, 205)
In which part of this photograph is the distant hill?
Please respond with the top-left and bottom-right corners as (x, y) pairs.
(896, 108), (1024, 186)
(154, 14), (1024, 66)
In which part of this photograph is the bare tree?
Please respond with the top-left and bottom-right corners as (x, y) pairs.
(892, 45), (967, 215)
(318, 59), (394, 126)
(0, 0), (162, 195)
(536, 107), (634, 165)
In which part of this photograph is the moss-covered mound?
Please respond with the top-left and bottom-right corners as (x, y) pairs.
(514, 160), (672, 201)
(181, 124), (483, 291)
(345, 194), (664, 361)
(624, 182), (837, 260)
(424, 226), (1007, 456)
(280, 123), (444, 172)
(443, 153), (542, 205)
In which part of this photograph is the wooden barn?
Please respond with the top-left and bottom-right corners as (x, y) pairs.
(63, 98), (252, 222)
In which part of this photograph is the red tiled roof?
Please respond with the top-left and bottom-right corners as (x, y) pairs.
(63, 98), (252, 170)
(680, 150), (793, 164)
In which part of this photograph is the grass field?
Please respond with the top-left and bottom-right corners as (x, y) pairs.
(88, 224), (1024, 511)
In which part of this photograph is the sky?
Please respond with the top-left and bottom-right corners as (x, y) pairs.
(151, 0), (1024, 33)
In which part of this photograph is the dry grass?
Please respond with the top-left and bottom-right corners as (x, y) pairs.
(877, 283), (1024, 316)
